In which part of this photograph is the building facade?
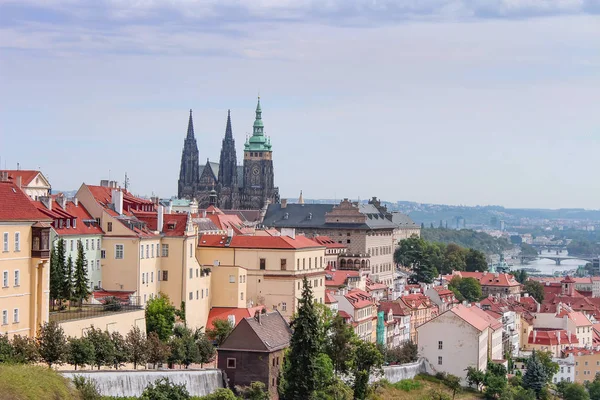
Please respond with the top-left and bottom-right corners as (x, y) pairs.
(177, 99), (279, 210)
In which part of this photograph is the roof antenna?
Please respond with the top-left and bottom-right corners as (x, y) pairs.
(124, 172), (130, 191)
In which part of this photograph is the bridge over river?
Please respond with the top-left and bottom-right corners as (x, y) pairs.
(525, 250), (596, 265)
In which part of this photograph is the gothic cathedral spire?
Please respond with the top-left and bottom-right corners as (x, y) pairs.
(178, 109), (200, 199)
(218, 109), (238, 188)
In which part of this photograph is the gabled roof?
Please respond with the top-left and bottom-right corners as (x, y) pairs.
(132, 211), (189, 237)
(203, 206), (253, 235)
(33, 199), (104, 236)
(557, 310), (592, 327)
(1, 170), (47, 186)
(444, 271), (521, 288)
(379, 301), (410, 316)
(528, 329), (578, 346)
(219, 311), (292, 353)
(198, 234), (324, 250)
(86, 185), (155, 217)
(448, 304), (490, 332)
(400, 293), (435, 310)
(325, 292), (338, 304)
(206, 306), (266, 330)
(313, 236), (347, 249)
(390, 212), (418, 228)
(325, 269), (360, 287)
(469, 305), (503, 330)
(343, 289), (374, 310)
(0, 182), (52, 221)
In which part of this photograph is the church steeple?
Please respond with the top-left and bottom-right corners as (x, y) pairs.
(218, 109), (238, 188)
(178, 109), (200, 199)
(186, 109), (195, 139)
(245, 96), (271, 152)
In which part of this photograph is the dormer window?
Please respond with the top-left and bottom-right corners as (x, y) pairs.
(73, 219), (77, 228)
(66, 219), (71, 229)
(168, 223), (176, 230)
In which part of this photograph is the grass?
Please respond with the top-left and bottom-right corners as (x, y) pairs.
(0, 364), (82, 400)
(369, 375), (484, 400)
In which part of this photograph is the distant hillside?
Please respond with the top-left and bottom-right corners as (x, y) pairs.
(421, 227), (512, 254)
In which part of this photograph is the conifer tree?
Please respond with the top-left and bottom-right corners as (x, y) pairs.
(523, 350), (547, 396)
(73, 240), (91, 309)
(50, 240), (66, 308)
(62, 255), (74, 308)
(282, 277), (320, 400)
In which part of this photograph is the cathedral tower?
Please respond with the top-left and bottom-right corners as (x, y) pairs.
(218, 110), (238, 188)
(178, 110), (200, 199)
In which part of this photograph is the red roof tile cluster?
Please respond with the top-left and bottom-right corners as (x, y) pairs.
(528, 329), (578, 346)
(32, 199), (103, 236)
(206, 306), (266, 330)
(469, 306), (503, 330)
(313, 236), (347, 249)
(449, 304), (494, 332)
(443, 271), (521, 288)
(531, 276), (594, 285)
(556, 310), (593, 327)
(2, 170), (42, 186)
(400, 293), (435, 310)
(325, 292), (338, 304)
(379, 301), (410, 316)
(87, 185), (155, 217)
(365, 278), (388, 292)
(198, 234), (324, 250)
(132, 211), (189, 237)
(0, 181), (52, 221)
(325, 269), (360, 287)
(201, 206), (254, 235)
(344, 289), (374, 310)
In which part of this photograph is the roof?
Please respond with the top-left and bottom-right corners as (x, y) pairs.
(366, 278), (388, 292)
(444, 271), (521, 288)
(203, 206), (254, 235)
(325, 269), (360, 287)
(379, 301), (410, 316)
(469, 306), (503, 330)
(325, 292), (338, 304)
(92, 290), (135, 302)
(132, 211), (189, 237)
(220, 311), (292, 353)
(192, 217), (221, 232)
(562, 276), (576, 284)
(343, 289), (374, 310)
(313, 236), (347, 249)
(531, 276), (593, 285)
(198, 234), (324, 250)
(222, 209), (262, 223)
(1, 170), (43, 186)
(206, 306), (266, 330)
(449, 304), (491, 332)
(0, 182), (52, 221)
(557, 310), (592, 327)
(400, 293), (435, 310)
(32, 199), (104, 236)
(390, 212), (418, 228)
(528, 329), (578, 346)
(86, 184), (155, 217)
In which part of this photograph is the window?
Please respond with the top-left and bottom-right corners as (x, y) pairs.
(162, 244), (169, 257)
(14, 232), (20, 252)
(151, 244), (154, 258)
(438, 357), (443, 365)
(260, 258), (266, 270)
(158, 270), (161, 281)
(281, 259), (287, 270)
(70, 240), (74, 251)
(142, 273), (145, 284)
(190, 243), (192, 258)
(303, 259), (305, 269)
(101, 250), (106, 259)
(66, 219), (71, 229)
(146, 245), (149, 259)
(297, 259), (300, 270)
(190, 268), (193, 279)
(115, 245), (124, 259)
(2, 271), (7, 287)
(13, 308), (19, 323)
(97, 239), (100, 249)
(196, 290), (199, 300)
(144, 294), (147, 304)
(189, 292), (193, 300)
(438, 341), (443, 350)
(241, 292), (244, 300)
(1, 310), (7, 325)
(162, 271), (169, 281)
(107, 222), (112, 232)
(2, 233), (8, 252)
(86, 239), (89, 250)
(206, 288), (209, 297)
(320, 256), (322, 268)
(140, 245), (144, 258)
(91, 238), (94, 250)
(309, 258), (311, 268)
(96, 260), (100, 270)
(98, 281), (101, 288)
(14, 270), (19, 287)
(229, 275), (235, 283)
(298, 282), (300, 290)
(227, 358), (236, 368)
(282, 302), (287, 311)
(151, 272), (154, 283)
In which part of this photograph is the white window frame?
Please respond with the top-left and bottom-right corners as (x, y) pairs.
(1, 310), (7, 325)
(162, 244), (169, 257)
(151, 244), (154, 258)
(70, 240), (74, 251)
(2, 271), (8, 288)
(13, 308), (19, 323)
(14, 232), (20, 252)
(189, 292), (193, 300)
(91, 238), (94, 250)
(115, 244), (124, 259)
(97, 238), (100, 249)
(3, 233), (8, 252)
(146, 245), (149, 259)
(140, 245), (144, 259)
(66, 219), (70, 229)
(14, 270), (20, 287)
(229, 275), (235, 283)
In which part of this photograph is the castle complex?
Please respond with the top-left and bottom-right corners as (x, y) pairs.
(177, 98), (279, 209)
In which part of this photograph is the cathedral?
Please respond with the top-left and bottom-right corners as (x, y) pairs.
(177, 98), (279, 210)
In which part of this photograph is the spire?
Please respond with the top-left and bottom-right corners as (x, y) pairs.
(186, 109), (195, 139)
(298, 190), (304, 204)
(253, 96), (263, 135)
(218, 109), (238, 188)
(225, 109), (233, 140)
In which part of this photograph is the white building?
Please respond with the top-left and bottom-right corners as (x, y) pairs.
(554, 354), (575, 384)
(417, 304), (503, 384)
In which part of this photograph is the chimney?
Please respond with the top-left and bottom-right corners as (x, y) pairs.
(281, 227), (296, 239)
(57, 194), (67, 209)
(100, 179), (109, 187)
(16, 176), (22, 188)
(0, 171), (7, 181)
(227, 228), (234, 238)
(533, 330), (537, 342)
(202, 210), (207, 218)
(74, 197), (79, 207)
(281, 199), (287, 209)
(40, 196), (52, 211)
(524, 293), (529, 297)
(157, 205), (164, 233)
(111, 189), (123, 215)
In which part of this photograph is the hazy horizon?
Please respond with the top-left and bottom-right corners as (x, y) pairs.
(1, 1), (599, 209)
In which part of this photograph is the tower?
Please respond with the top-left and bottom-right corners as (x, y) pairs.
(178, 110), (200, 199)
(218, 110), (238, 188)
(242, 97), (277, 209)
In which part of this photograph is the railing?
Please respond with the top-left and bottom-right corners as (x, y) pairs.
(50, 296), (143, 323)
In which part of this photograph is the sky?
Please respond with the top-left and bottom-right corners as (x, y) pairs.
(1, 1), (599, 209)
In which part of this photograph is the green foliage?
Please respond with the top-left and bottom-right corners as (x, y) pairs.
(66, 337), (95, 370)
(588, 374), (600, 400)
(484, 374), (507, 399)
(522, 351), (547, 396)
(36, 321), (67, 368)
(442, 374), (461, 399)
(457, 277), (482, 302)
(235, 381), (269, 400)
(282, 277), (321, 400)
(514, 269), (529, 284)
(73, 375), (102, 400)
(0, 364), (81, 400)
(392, 379), (423, 392)
(196, 332), (216, 367)
(87, 327), (116, 370)
(523, 281), (544, 303)
(535, 350), (558, 383)
(50, 240), (66, 307)
(325, 313), (355, 373)
(169, 326), (200, 368)
(103, 297), (122, 312)
(520, 243), (538, 259)
(147, 332), (169, 368)
(110, 331), (129, 370)
(11, 335), (39, 364)
(140, 378), (190, 400)
(443, 244), (467, 273)
(394, 235), (439, 283)
(200, 388), (237, 400)
(421, 227), (512, 254)
(125, 326), (147, 369)
(562, 382), (590, 400)
(63, 255), (74, 305)
(314, 377), (353, 400)
(427, 387), (453, 400)
(568, 239), (600, 257)
(0, 334), (14, 362)
(205, 318), (233, 346)
(73, 240), (91, 308)
(145, 293), (177, 342)
(465, 249), (488, 272)
(498, 386), (536, 400)
(466, 367), (485, 390)
(352, 339), (384, 399)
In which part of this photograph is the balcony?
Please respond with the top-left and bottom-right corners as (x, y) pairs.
(31, 222), (51, 259)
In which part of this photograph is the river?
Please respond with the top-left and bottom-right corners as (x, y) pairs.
(508, 250), (589, 276)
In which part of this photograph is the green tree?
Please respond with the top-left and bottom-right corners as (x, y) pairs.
(562, 382), (590, 400)
(282, 277), (320, 400)
(465, 249), (488, 272)
(316, 377), (353, 400)
(145, 293), (176, 342)
(63, 255), (74, 308)
(202, 388), (237, 400)
(443, 243), (467, 273)
(515, 269), (529, 284)
(11, 335), (39, 363)
(140, 378), (190, 400)
(457, 277), (483, 302)
(73, 240), (91, 309)
(66, 336), (95, 370)
(325, 313), (355, 373)
(197, 333), (216, 368)
(110, 331), (129, 369)
(352, 339), (383, 400)
(396, 341), (418, 364)
(588, 374), (600, 400)
(314, 353), (335, 396)
(536, 350), (559, 383)
(72, 376), (102, 400)
(36, 321), (67, 368)
(87, 327), (115, 370)
(485, 374), (507, 400)
(125, 325), (148, 369)
(444, 374), (462, 400)
(168, 336), (185, 368)
(50, 240), (66, 309)
(147, 332), (169, 368)
(520, 243), (538, 260)
(522, 350), (547, 396)
(206, 318), (233, 346)
(236, 381), (269, 400)
(466, 367), (485, 391)
(394, 235), (427, 266)
(0, 334), (14, 362)
(523, 280), (544, 304)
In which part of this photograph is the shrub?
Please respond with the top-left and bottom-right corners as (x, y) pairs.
(103, 297), (122, 312)
(73, 376), (102, 400)
(140, 378), (190, 400)
(393, 379), (423, 392)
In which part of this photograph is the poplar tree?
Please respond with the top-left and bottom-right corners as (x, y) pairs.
(282, 277), (320, 399)
(73, 240), (91, 309)
(50, 239), (66, 308)
(63, 255), (74, 308)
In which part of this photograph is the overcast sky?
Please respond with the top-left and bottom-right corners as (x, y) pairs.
(1, 1), (599, 209)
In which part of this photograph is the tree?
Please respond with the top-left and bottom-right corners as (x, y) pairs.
(523, 281), (544, 303)
(206, 318), (233, 346)
(145, 293), (176, 342)
(73, 240), (91, 309)
(140, 378), (190, 400)
(466, 366), (485, 391)
(72, 376), (102, 400)
(282, 277), (320, 400)
(444, 374), (461, 400)
(125, 326), (148, 369)
(522, 350), (547, 396)
(168, 336), (185, 368)
(0, 334), (14, 362)
(197, 334), (216, 368)
(203, 388), (238, 400)
(50, 240), (66, 308)
(396, 341), (418, 364)
(520, 243), (538, 260)
(147, 332), (170, 368)
(325, 313), (355, 373)
(443, 244), (467, 273)
(352, 339), (383, 400)
(11, 335), (39, 363)
(63, 255), (74, 308)
(536, 350), (559, 383)
(588, 375), (600, 400)
(110, 331), (129, 369)
(514, 269), (529, 284)
(87, 327), (115, 370)
(66, 336), (95, 370)
(458, 277), (483, 302)
(485, 374), (507, 400)
(562, 382), (590, 400)
(236, 381), (270, 400)
(465, 249), (488, 272)
(36, 321), (67, 368)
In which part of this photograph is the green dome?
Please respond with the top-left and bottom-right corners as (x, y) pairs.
(244, 97), (272, 152)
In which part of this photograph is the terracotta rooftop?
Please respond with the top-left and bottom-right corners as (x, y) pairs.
(528, 329), (578, 346)
(313, 236), (347, 249)
(325, 269), (360, 287)
(443, 271), (520, 287)
(132, 211), (190, 237)
(0, 181), (52, 221)
(32, 199), (104, 236)
(206, 305), (266, 330)
(448, 304), (491, 332)
(379, 301), (410, 316)
(343, 289), (374, 310)
(1, 170), (42, 186)
(198, 234), (324, 250)
(325, 292), (338, 304)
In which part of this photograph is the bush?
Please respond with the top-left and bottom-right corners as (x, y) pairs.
(103, 297), (122, 312)
(73, 376), (102, 400)
(140, 378), (190, 400)
(392, 379), (423, 392)
(199, 388), (237, 400)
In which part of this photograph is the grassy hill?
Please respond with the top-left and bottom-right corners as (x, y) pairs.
(369, 375), (484, 400)
(0, 364), (82, 400)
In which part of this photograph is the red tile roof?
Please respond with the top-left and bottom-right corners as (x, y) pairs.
(366, 278), (388, 292)
(87, 185), (155, 217)
(313, 236), (347, 249)
(132, 211), (189, 237)
(469, 306), (503, 330)
(32, 200), (103, 236)
(206, 306), (266, 330)
(528, 329), (578, 346)
(0, 182), (52, 221)
(198, 234), (324, 250)
(400, 293), (435, 310)
(202, 206), (254, 235)
(325, 269), (360, 287)
(379, 301), (410, 316)
(557, 310), (592, 327)
(344, 289), (374, 310)
(449, 304), (491, 332)
(92, 290), (135, 303)
(444, 271), (520, 287)
(325, 292), (338, 304)
(2, 170), (41, 186)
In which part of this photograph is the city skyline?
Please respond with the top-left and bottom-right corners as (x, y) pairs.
(1, 1), (599, 209)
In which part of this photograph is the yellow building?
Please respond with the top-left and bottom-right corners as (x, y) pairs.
(197, 232), (326, 319)
(565, 349), (600, 384)
(0, 177), (52, 338)
(76, 182), (210, 331)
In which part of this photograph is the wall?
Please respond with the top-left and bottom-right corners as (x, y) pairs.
(574, 352), (600, 384)
(59, 309), (145, 338)
(209, 265), (247, 308)
(371, 359), (434, 383)
(101, 236), (139, 292)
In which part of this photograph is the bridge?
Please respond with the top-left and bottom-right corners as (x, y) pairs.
(530, 243), (568, 250)
(535, 254), (596, 265)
